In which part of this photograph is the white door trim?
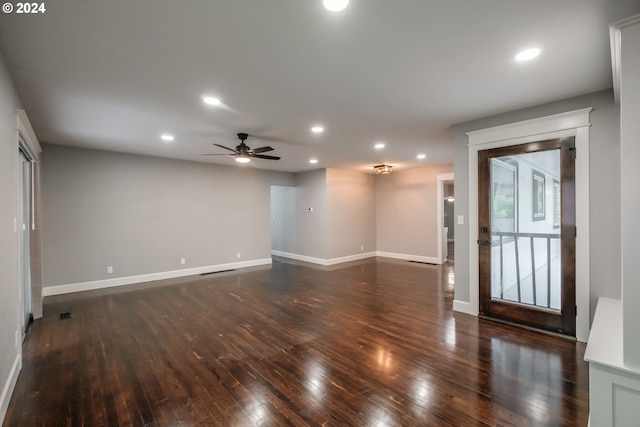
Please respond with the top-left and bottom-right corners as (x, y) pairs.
(460, 107), (592, 342)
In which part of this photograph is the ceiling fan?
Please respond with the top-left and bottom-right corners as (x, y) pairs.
(202, 132), (281, 163)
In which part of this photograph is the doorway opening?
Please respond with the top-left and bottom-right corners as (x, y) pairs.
(18, 142), (34, 338)
(437, 172), (454, 265)
(443, 181), (455, 261)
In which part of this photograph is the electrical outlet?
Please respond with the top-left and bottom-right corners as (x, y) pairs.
(361, 245), (364, 251)
(107, 266), (113, 274)
(236, 252), (241, 259)
(181, 258), (186, 265)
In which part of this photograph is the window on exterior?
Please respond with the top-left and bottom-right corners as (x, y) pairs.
(490, 159), (517, 233)
(532, 170), (546, 221)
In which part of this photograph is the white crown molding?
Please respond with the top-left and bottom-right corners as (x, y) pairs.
(610, 14), (640, 105)
(16, 110), (42, 160)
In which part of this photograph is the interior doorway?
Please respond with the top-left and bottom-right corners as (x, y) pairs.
(437, 172), (454, 264)
(18, 144), (34, 338)
(443, 181), (455, 261)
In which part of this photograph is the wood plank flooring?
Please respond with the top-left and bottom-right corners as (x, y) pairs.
(4, 257), (589, 426)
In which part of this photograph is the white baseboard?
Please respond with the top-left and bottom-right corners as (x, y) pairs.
(326, 252), (377, 265)
(42, 258), (273, 297)
(0, 353), (21, 425)
(271, 250), (327, 265)
(271, 250), (376, 266)
(453, 299), (478, 316)
(375, 251), (440, 264)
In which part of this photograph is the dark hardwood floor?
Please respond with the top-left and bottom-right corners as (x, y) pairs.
(4, 257), (589, 426)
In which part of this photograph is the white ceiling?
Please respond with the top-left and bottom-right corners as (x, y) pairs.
(0, 0), (638, 173)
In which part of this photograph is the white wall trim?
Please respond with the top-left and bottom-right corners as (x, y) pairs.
(273, 250), (439, 266)
(271, 250), (327, 265)
(466, 108), (593, 146)
(271, 250), (376, 266)
(16, 110), (41, 161)
(610, 14), (640, 105)
(465, 109), (591, 342)
(0, 354), (21, 425)
(376, 251), (440, 264)
(42, 258), (273, 296)
(453, 299), (475, 315)
(437, 172), (455, 264)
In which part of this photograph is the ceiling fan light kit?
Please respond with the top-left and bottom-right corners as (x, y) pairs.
(323, 0), (349, 12)
(373, 164), (393, 174)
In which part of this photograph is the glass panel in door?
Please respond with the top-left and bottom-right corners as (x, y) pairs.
(490, 150), (561, 310)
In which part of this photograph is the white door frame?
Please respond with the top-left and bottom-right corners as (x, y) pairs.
(456, 108), (592, 342)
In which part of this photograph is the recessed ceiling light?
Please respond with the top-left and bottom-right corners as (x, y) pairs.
(202, 96), (221, 106)
(309, 159), (318, 164)
(374, 143), (385, 150)
(160, 134), (174, 142)
(323, 0), (349, 12)
(515, 48), (541, 62)
(311, 126), (324, 133)
(417, 153), (426, 159)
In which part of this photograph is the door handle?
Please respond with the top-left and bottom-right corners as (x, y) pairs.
(477, 239), (491, 246)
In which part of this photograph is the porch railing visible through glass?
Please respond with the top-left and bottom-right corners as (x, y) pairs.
(490, 231), (561, 310)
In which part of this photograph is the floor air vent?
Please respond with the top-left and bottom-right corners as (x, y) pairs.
(59, 312), (72, 320)
(200, 269), (235, 276)
(408, 260), (437, 265)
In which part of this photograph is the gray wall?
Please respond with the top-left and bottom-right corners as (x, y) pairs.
(0, 52), (23, 418)
(294, 169), (328, 259)
(270, 185), (297, 254)
(376, 165), (454, 258)
(326, 168), (376, 258)
(271, 168), (376, 261)
(41, 144), (294, 288)
(453, 89), (620, 320)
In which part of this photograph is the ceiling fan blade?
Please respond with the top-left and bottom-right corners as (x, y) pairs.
(252, 146), (274, 154)
(253, 154), (281, 160)
(213, 143), (237, 153)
